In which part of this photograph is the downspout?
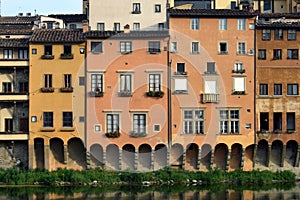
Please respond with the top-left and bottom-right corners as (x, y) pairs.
(253, 17), (257, 168)
(84, 37), (88, 169)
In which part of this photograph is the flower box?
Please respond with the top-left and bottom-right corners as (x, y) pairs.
(60, 87), (73, 92)
(105, 131), (120, 138)
(232, 69), (246, 74)
(174, 71), (187, 75)
(41, 55), (54, 59)
(60, 53), (74, 59)
(118, 91), (132, 97)
(89, 91), (104, 97)
(41, 87), (54, 93)
(146, 91), (164, 98)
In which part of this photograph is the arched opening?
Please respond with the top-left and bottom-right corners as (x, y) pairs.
(67, 138), (86, 169)
(106, 144), (119, 170)
(244, 144), (255, 169)
(286, 140), (298, 167)
(50, 138), (64, 169)
(170, 143), (184, 169)
(214, 143), (228, 170)
(256, 140), (268, 167)
(271, 140), (283, 167)
(90, 144), (104, 168)
(200, 144), (212, 171)
(185, 143), (199, 170)
(34, 138), (44, 169)
(229, 143), (243, 170)
(154, 144), (168, 170)
(138, 144), (152, 171)
(122, 144), (135, 171)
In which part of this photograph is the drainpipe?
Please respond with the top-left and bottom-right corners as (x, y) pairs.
(253, 18), (257, 168)
(84, 39), (89, 169)
(167, 5), (172, 149)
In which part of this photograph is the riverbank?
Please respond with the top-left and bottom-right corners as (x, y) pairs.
(0, 168), (296, 186)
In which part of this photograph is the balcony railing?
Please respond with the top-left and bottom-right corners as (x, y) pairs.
(201, 93), (219, 103)
(232, 69), (245, 74)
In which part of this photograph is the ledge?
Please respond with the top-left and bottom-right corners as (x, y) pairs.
(60, 127), (75, 132)
(41, 88), (54, 93)
(89, 91), (104, 97)
(60, 87), (73, 92)
(60, 54), (74, 59)
(40, 127), (55, 132)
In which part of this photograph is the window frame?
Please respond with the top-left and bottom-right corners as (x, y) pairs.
(114, 23), (120, 31)
(274, 84), (282, 96)
(43, 112), (53, 128)
(18, 48), (28, 59)
(44, 74), (53, 88)
(119, 73), (132, 94)
(191, 41), (200, 54)
(120, 41), (132, 54)
(149, 73), (161, 92)
(2, 82), (12, 93)
(91, 73), (103, 92)
(170, 42), (177, 53)
(274, 29), (283, 40)
(237, 42), (246, 55)
(219, 109), (240, 134)
(155, 4), (161, 13)
(258, 49), (266, 60)
(262, 29), (271, 40)
(44, 45), (52, 55)
(64, 74), (72, 88)
(97, 23), (105, 31)
(287, 84), (298, 96)
(63, 112), (73, 127)
(91, 41), (103, 54)
(3, 49), (13, 59)
(148, 41), (161, 54)
(190, 18), (199, 30)
(132, 113), (147, 134)
(133, 23), (140, 30)
(132, 3), (141, 14)
(183, 109), (205, 134)
(273, 49), (282, 60)
(287, 49), (299, 60)
(237, 18), (246, 30)
(106, 113), (120, 133)
(219, 18), (227, 30)
(287, 29), (297, 40)
(259, 84), (268, 95)
(219, 42), (228, 54)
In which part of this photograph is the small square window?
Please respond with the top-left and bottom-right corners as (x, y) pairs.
(155, 4), (161, 13)
(79, 77), (85, 86)
(32, 48), (37, 54)
(79, 116), (85, 122)
(95, 125), (101, 132)
(80, 48), (85, 54)
(154, 124), (161, 132)
(31, 116), (37, 122)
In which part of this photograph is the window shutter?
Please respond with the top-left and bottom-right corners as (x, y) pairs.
(175, 78), (187, 91)
(205, 81), (217, 94)
(234, 77), (245, 91)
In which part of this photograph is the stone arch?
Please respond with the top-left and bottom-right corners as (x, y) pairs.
(170, 143), (184, 169)
(214, 143), (228, 170)
(271, 140), (283, 167)
(106, 144), (119, 170)
(67, 138), (86, 169)
(154, 144), (168, 170)
(50, 138), (64, 169)
(200, 144), (212, 171)
(286, 140), (298, 167)
(256, 139), (268, 167)
(229, 143), (243, 170)
(90, 144), (104, 167)
(138, 144), (152, 171)
(244, 144), (255, 169)
(122, 144), (135, 171)
(185, 143), (199, 170)
(34, 138), (45, 169)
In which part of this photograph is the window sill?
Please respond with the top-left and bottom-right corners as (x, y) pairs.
(60, 54), (74, 59)
(218, 52), (228, 55)
(60, 127), (75, 132)
(130, 132), (147, 138)
(148, 51), (161, 54)
(218, 133), (240, 135)
(232, 69), (245, 74)
(173, 91), (188, 95)
(41, 55), (54, 60)
(120, 51), (132, 55)
(89, 91), (104, 97)
(182, 133), (205, 136)
(40, 127), (55, 132)
(41, 88), (54, 93)
(286, 95), (300, 97)
(118, 92), (132, 97)
(131, 11), (141, 14)
(146, 91), (164, 98)
(232, 91), (246, 95)
(60, 87), (73, 92)
(174, 72), (187, 76)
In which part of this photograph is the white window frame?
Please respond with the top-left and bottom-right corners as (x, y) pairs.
(114, 23), (120, 31)
(3, 49), (13, 59)
(237, 18), (246, 30)
(191, 42), (200, 54)
(170, 42), (177, 53)
(119, 73), (133, 93)
(106, 113), (120, 133)
(133, 22), (140, 30)
(91, 73), (104, 92)
(190, 18), (199, 30)
(120, 41), (132, 54)
(149, 73), (161, 92)
(97, 22), (105, 31)
(233, 77), (245, 93)
(183, 109), (204, 134)
(219, 41), (228, 54)
(219, 109), (240, 134)
(237, 42), (246, 55)
(174, 78), (188, 93)
(219, 18), (227, 30)
(132, 112), (147, 135)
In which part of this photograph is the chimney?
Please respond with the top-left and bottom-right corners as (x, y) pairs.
(26, 13), (31, 16)
(124, 24), (130, 33)
(82, 20), (89, 33)
(18, 13), (23, 17)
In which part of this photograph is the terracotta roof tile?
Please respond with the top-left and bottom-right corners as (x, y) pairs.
(0, 38), (29, 47)
(85, 30), (169, 39)
(30, 29), (85, 43)
(169, 8), (257, 17)
(0, 16), (39, 25)
(47, 14), (87, 23)
(0, 24), (33, 35)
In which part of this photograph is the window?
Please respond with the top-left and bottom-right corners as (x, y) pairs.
(3, 49), (13, 59)
(44, 74), (52, 88)
(205, 80), (217, 94)
(79, 77), (85, 86)
(114, 23), (120, 31)
(231, 1), (237, 9)
(64, 74), (72, 88)
(170, 42), (177, 53)
(262, 29), (271, 40)
(176, 63), (185, 74)
(43, 112), (53, 127)
(219, 110), (239, 134)
(287, 84), (298, 95)
(274, 29), (283, 40)
(19, 82), (28, 93)
(133, 23), (140, 30)
(32, 48), (37, 54)
(273, 49), (282, 60)
(273, 112), (282, 131)
(174, 78), (187, 93)
(191, 42), (199, 54)
(97, 23), (105, 31)
(237, 18), (246, 30)
(219, 18), (227, 30)
(91, 74), (103, 92)
(206, 62), (216, 74)
(158, 23), (164, 30)
(119, 74), (132, 94)
(264, 0), (271, 11)
(237, 42), (246, 55)
(287, 49), (298, 60)
(63, 112), (73, 127)
(63, 45), (72, 55)
(133, 114), (146, 134)
(287, 29), (297, 40)
(287, 112), (295, 131)
(258, 49), (266, 60)
(155, 4), (161, 12)
(44, 45), (52, 55)
(69, 24), (77, 29)
(259, 84), (268, 95)
(219, 42), (228, 54)
(120, 41), (132, 54)
(233, 77), (245, 94)
(233, 63), (244, 73)
(47, 23), (53, 29)
(191, 18), (199, 30)
(183, 110), (204, 134)
(2, 82), (12, 93)
(91, 42), (103, 53)
(148, 41), (160, 54)
(149, 74), (161, 92)
(106, 114), (119, 133)
(94, 125), (101, 132)
(274, 84), (282, 95)
(260, 112), (269, 131)
(132, 3), (141, 14)
(18, 49), (28, 59)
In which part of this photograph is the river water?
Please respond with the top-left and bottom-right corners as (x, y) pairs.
(0, 182), (299, 199)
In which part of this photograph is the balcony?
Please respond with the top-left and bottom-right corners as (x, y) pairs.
(0, 92), (28, 101)
(232, 69), (245, 74)
(146, 91), (164, 98)
(174, 71), (187, 76)
(0, 59), (29, 67)
(41, 87), (54, 93)
(201, 93), (219, 103)
(118, 90), (132, 97)
(0, 131), (28, 140)
(41, 55), (54, 60)
(60, 87), (73, 93)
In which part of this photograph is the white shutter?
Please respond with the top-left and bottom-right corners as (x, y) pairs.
(174, 78), (187, 91)
(234, 77), (245, 91)
(205, 81), (217, 94)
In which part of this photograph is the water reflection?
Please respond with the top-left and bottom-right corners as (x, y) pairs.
(0, 183), (298, 200)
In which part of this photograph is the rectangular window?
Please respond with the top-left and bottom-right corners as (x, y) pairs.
(114, 23), (120, 31)
(170, 42), (177, 53)
(274, 84), (282, 95)
(231, 1), (237, 9)
(158, 23), (164, 30)
(44, 45), (52, 55)
(219, 110), (239, 134)
(149, 74), (161, 92)
(258, 49), (266, 60)
(260, 112), (269, 131)
(132, 3), (141, 14)
(176, 63), (185, 74)
(174, 78), (187, 93)
(205, 80), (217, 94)
(233, 77), (245, 93)
(287, 112), (295, 131)
(148, 41), (160, 54)
(47, 23), (53, 29)
(97, 23), (105, 31)
(237, 18), (246, 30)
(191, 18), (199, 30)
(273, 49), (282, 60)
(237, 42), (246, 55)
(2, 82), (12, 93)
(191, 42), (199, 54)
(19, 82), (28, 93)
(207, 62), (216, 74)
(69, 24), (77, 29)
(106, 114), (119, 133)
(219, 42), (228, 54)
(91, 74), (103, 92)
(287, 29), (297, 40)
(233, 63), (244, 73)
(79, 77), (85, 86)
(120, 74), (132, 93)
(155, 4), (161, 12)
(133, 114), (146, 134)
(64, 74), (72, 88)
(120, 41), (132, 54)
(259, 84), (268, 95)
(183, 110), (204, 134)
(262, 29), (271, 40)
(287, 49), (298, 60)
(63, 45), (72, 55)
(219, 18), (227, 30)
(44, 74), (52, 88)
(18, 49), (28, 59)
(63, 112), (73, 127)
(274, 29), (283, 40)
(287, 84), (298, 95)
(43, 112), (53, 127)
(133, 23), (140, 30)
(3, 49), (13, 59)
(91, 42), (103, 53)
(273, 112), (282, 131)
